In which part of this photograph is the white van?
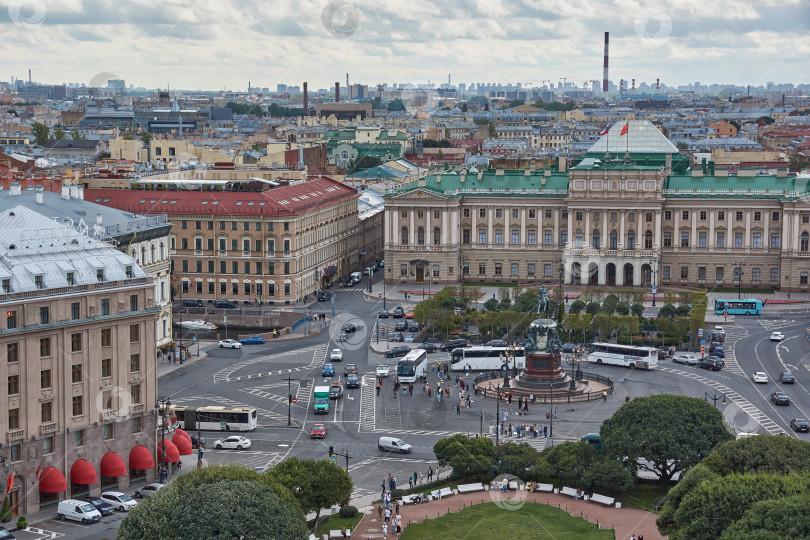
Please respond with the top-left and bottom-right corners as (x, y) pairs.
(350, 271), (362, 283)
(57, 499), (102, 524)
(378, 436), (413, 454)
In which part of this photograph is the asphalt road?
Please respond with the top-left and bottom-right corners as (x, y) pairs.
(23, 281), (808, 540)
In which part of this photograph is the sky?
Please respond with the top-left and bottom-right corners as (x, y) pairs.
(0, 0), (808, 92)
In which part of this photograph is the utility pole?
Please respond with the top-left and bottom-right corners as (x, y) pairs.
(734, 260), (746, 299)
(328, 446), (351, 472)
(495, 394), (500, 447)
(283, 375), (304, 426)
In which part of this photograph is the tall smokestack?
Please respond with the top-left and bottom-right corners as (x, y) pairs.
(303, 82), (308, 115)
(335, 82), (340, 102)
(346, 73), (349, 91)
(656, 78), (660, 92)
(29, 69), (32, 83)
(620, 79), (624, 95)
(602, 32), (609, 93)
(631, 78), (635, 93)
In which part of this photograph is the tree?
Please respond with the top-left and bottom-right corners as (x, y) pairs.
(581, 458), (635, 494)
(265, 457), (353, 535)
(507, 99), (525, 107)
(387, 98), (405, 111)
(656, 463), (719, 534)
(513, 290), (538, 313)
(141, 131), (153, 145)
(434, 434), (496, 480)
(122, 133), (134, 140)
(345, 155), (382, 174)
(631, 303), (644, 318)
(719, 495), (810, 540)
(31, 122), (50, 145)
(789, 153), (809, 172)
(756, 116), (775, 125)
(585, 301), (600, 316)
(569, 299), (585, 314)
(422, 139), (451, 148)
(614, 301), (630, 316)
(600, 394), (733, 485)
(490, 442), (542, 479)
(369, 96), (384, 109)
(533, 442), (599, 486)
(70, 129), (86, 140)
(483, 298), (499, 312)
(657, 303), (676, 318)
(703, 435), (810, 476)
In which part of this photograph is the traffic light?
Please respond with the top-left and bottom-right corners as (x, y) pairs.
(329, 446), (334, 456)
(546, 412), (550, 419)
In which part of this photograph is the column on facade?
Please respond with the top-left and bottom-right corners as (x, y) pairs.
(791, 210), (799, 254)
(708, 209), (715, 250)
(520, 207), (526, 248)
(554, 208), (560, 247)
(537, 206), (543, 250)
(487, 206), (493, 246)
(744, 209), (751, 249)
(763, 210), (770, 253)
(504, 206), (509, 247)
(691, 210), (697, 253)
(654, 209), (662, 250)
(584, 210), (590, 248)
(410, 209), (415, 245)
(619, 210), (625, 250)
(386, 208), (393, 246)
(472, 206), (477, 246)
(602, 209), (608, 250)
(633, 262), (642, 286)
(781, 208), (790, 254)
(597, 260), (607, 285)
(616, 258), (625, 286)
(566, 209), (573, 247)
(673, 208), (680, 251)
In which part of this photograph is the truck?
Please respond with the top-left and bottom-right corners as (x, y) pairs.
(313, 386), (330, 414)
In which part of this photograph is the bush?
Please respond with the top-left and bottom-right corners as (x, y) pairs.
(306, 515), (330, 528)
(0, 498), (10, 522)
(15, 516), (27, 529)
(569, 299), (586, 314)
(338, 506), (358, 518)
(391, 475), (478, 500)
(585, 302), (601, 316)
(615, 302), (631, 315)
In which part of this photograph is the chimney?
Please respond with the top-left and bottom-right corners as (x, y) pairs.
(665, 154), (672, 176)
(335, 82), (340, 102)
(96, 213), (103, 225)
(61, 184), (70, 199)
(656, 78), (660, 92)
(632, 78), (635, 93)
(558, 156), (567, 172)
(602, 32), (609, 93)
(303, 82), (308, 115)
(77, 185), (84, 200)
(70, 184), (79, 198)
(9, 182), (21, 196)
(35, 185), (44, 204)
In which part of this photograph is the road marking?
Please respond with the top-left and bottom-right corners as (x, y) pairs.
(23, 527), (64, 539)
(359, 374), (377, 432)
(213, 345), (326, 383)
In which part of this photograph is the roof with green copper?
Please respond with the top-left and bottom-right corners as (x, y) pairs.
(386, 169), (570, 198)
(664, 173), (809, 199)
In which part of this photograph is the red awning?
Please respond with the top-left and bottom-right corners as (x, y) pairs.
(172, 433), (193, 456)
(175, 428), (192, 443)
(157, 440), (180, 463)
(39, 467), (67, 493)
(129, 445), (155, 470)
(69, 459), (98, 485)
(100, 452), (127, 477)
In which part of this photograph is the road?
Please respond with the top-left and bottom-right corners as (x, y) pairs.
(18, 282), (809, 540)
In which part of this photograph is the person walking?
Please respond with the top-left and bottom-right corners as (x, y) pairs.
(408, 477), (413, 489)
(428, 466), (433, 482)
(413, 471), (418, 486)
(518, 396), (523, 409)
(602, 389), (608, 402)
(419, 471), (424, 484)
(384, 507), (391, 525)
(456, 401), (461, 414)
(377, 504), (383, 521)
(382, 522), (388, 538)
(381, 479), (386, 498)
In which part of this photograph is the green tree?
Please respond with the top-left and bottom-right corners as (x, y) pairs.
(585, 301), (600, 316)
(497, 297), (512, 310)
(789, 153), (809, 172)
(507, 99), (525, 107)
(631, 303), (644, 318)
(346, 155), (383, 174)
(387, 98), (405, 111)
(581, 458), (635, 494)
(490, 442), (542, 479)
(614, 301), (630, 316)
(513, 290), (538, 313)
(434, 434), (496, 480)
(533, 442), (599, 486)
(756, 116), (775, 125)
(719, 494), (810, 540)
(31, 121), (50, 145)
(656, 463), (719, 534)
(70, 129), (86, 140)
(122, 133), (134, 140)
(483, 298), (499, 312)
(703, 435), (810, 476)
(657, 303), (676, 318)
(601, 394), (732, 484)
(422, 139), (451, 148)
(369, 97), (384, 109)
(265, 457), (352, 535)
(569, 299), (585, 314)
(141, 131), (153, 145)
(53, 127), (66, 140)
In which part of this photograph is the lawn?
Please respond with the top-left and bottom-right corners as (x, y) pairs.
(401, 502), (614, 540)
(618, 482), (669, 511)
(314, 513), (363, 538)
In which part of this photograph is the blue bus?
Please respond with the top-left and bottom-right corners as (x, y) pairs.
(714, 299), (763, 316)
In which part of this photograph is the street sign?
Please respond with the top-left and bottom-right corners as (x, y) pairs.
(698, 328), (703, 336)
(291, 398), (297, 403)
(224, 316), (227, 323)
(330, 455), (337, 464)
(652, 285), (657, 293)
(381, 327), (386, 332)
(700, 345), (705, 356)
(192, 336), (197, 343)
(378, 293), (382, 297)
(701, 339), (705, 345)
(220, 421), (227, 430)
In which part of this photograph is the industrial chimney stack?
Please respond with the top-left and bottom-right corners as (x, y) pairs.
(656, 78), (660, 92)
(335, 82), (340, 102)
(602, 32), (609, 93)
(631, 78), (635, 93)
(303, 82), (308, 115)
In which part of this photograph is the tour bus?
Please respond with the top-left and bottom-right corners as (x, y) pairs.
(173, 405), (258, 431)
(714, 299), (763, 316)
(449, 346), (526, 371)
(585, 343), (659, 369)
(396, 349), (428, 383)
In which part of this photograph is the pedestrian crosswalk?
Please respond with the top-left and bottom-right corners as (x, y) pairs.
(718, 325), (747, 375)
(213, 345), (327, 383)
(518, 437), (549, 452)
(758, 319), (798, 331)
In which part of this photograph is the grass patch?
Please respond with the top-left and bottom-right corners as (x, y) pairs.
(401, 502), (613, 539)
(314, 513), (363, 538)
(617, 482), (669, 512)
(708, 287), (774, 294)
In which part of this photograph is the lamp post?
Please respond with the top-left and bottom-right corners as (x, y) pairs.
(704, 392), (727, 408)
(500, 343), (517, 389)
(368, 268), (373, 294)
(177, 276), (184, 364)
(568, 345), (582, 391)
(308, 306), (312, 335)
(156, 397), (172, 483)
(649, 257), (658, 307)
(734, 261), (746, 299)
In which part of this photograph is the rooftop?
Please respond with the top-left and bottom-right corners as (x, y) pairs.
(586, 119), (679, 155)
(387, 168), (569, 198)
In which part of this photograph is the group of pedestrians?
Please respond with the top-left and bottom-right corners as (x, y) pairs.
(489, 420), (548, 438)
(380, 470), (442, 538)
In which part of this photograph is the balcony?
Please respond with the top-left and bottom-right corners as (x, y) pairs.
(194, 250), (203, 255)
(41, 422), (57, 434)
(131, 403), (145, 414)
(8, 429), (25, 441)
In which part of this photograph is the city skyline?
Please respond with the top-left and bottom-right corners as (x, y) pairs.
(0, 0), (808, 92)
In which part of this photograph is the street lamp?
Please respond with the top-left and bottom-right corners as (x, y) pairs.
(734, 261), (746, 300)
(649, 257), (658, 307)
(704, 392), (727, 408)
(156, 397), (172, 483)
(568, 345), (583, 390)
(500, 344), (517, 388)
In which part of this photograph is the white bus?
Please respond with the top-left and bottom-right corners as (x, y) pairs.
(396, 349), (428, 383)
(449, 346), (526, 371)
(173, 405), (258, 432)
(585, 343), (658, 370)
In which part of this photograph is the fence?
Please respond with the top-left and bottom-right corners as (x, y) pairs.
(472, 370), (614, 403)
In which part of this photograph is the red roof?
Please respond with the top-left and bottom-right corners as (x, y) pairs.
(85, 177), (358, 217)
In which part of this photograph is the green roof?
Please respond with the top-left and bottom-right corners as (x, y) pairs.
(386, 169), (569, 198)
(664, 174), (806, 199)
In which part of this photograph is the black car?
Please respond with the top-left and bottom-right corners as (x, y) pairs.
(408, 322), (419, 332)
(487, 339), (507, 347)
(341, 322), (359, 333)
(561, 343), (576, 354)
(346, 373), (361, 388)
(771, 391), (790, 406)
(698, 357), (723, 371)
(790, 418), (809, 432)
(317, 292), (332, 302)
(394, 320), (408, 332)
(77, 496), (114, 516)
(378, 309), (389, 318)
(214, 300), (236, 309)
(386, 346), (411, 358)
(780, 372), (796, 384)
(392, 307), (405, 318)
(181, 299), (203, 308)
(418, 343), (438, 353)
(190, 434), (206, 449)
(440, 338), (467, 351)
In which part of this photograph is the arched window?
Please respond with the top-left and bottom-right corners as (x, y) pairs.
(417, 227), (425, 245)
(433, 227), (441, 245)
(401, 227), (409, 245)
(141, 246), (147, 262)
(627, 230), (636, 249)
(159, 242), (165, 259)
(151, 244), (156, 262)
(592, 229), (600, 249)
(801, 232), (809, 252)
(609, 230), (618, 249)
(575, 229), (583, 247)
(645, 230), (653, 249)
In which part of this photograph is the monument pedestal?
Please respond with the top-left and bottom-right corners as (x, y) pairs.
(517, 352), (571, 390)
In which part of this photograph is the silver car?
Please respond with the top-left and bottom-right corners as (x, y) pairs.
(134, 483), (164, 499)
(673, 354), (699, 366)
(404, 333), (415, 343)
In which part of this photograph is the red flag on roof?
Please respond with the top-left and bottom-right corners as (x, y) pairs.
(620, 123), (629, 136)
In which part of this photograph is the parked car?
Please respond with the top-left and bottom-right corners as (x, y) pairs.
(330, 349), (343, 361)
(100, 492), (137, 512)
(771, 391), (790, 406)
(310, 423), (327, 438)
(322, 363), (335, 377)
(780, 371), (796, 384)
(752, 372), (769, 384)
(673, 354), (699, 366)
(698, 357), (723, 371)
(329, 382), (344, 399)
(181, 299), (203, 308)
(418, 343), (438, 353)
(344, 363), (358, 376)
(378, 309), (389, 318)
(190, 434), (206, 449)
(57, 499), (102, 524)
(709, 344), (725, 358)
(712, 326), (726, 336)
(394, 320), (408, 332)
(440, 339), (467, 351)
(790, 418), (809, 432)
(770, 331), (785, 341)
(389, 333), (404, 342)
(386, 346), (411, 358)
(561, 343), (576, 354)
(408, 322), (419, 332)
(239, 335), (265, 345)
(392, 307), (405, 318)
(403, 333), (416, 343)
(134, 483), (165, 499)
(218, 339), (242, 349)
(76, 496), (114, 516)
(213, 300), (236, 309)
(317, 291), (332, 302)
(0, 527), (14, 539)
(346, 373), (361, 388)
(213, 435), (251, 450)
(376, 364), (390, 377)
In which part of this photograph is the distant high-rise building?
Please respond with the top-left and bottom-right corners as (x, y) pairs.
(277, 84), (287, 93)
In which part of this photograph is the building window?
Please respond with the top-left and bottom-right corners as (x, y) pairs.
(1, 279), (9, 293)
(463, 208), (470, 218)
(400, 264), (408, 277)
(34, 275), (44, 289)
(544, 230), (552, 245)
(664, 210), (671, 220)
(574, 229), (583, 247)
(627, 230), (635, 249)
(494, 230), (503, 244)
(417, 210), (424, 219)
(681, 232), (689, 247)
(736, 211), (743, 221)
(644, 230), (653, 249)
(231, 221), (237, 230)
(544, 264), (552, 277)
(462, 229), (471, 244)
(67, 272), (75, 286)
(182, 260), (189, 273)
(130, 324), (140, 343)
(770, 233), (780, 248)
(801, 233), (809, 252)
(735, 232), (743, 248)
(479, 208), (486, 218)
(232, 282), (238, 295)
(682, 210), (689, 220)
(73, 430), (84, 447)
(545, 209), (552, 219)
(752, 233), (761, 248)
(512, 209), (519, 219)
(130, 354), (141, 373)
(129, 294), (138, 311)
(41, 401), (53, 423)
(244, 282), (251, 295)
(101, 358), (111, 378)
(97, 268), (105, 281)
(72, 364), (82, 383)
(284, 283), (290, 295)
(6, 310), (16, 329)
(70, 302), (80, 320)
(717, 232), (725, 247)
(494, 263), (502, 275)
(7, 343), (18, 363)
(71, 333), (82, 352)
(592, 229), (600, 249)
(434, 209), (441, 219)
(716, 267), (724, 281)
(231, 239), (238, 252)
(698, 267), (706, 280)
(770, 268), (779, 281)
(680, 266), (689, 279)
(511, 229), (519, 244)
(72, 396), (83, 416)
(417, 227), (425, 245)
(432, 228), (441, 245)
(529, 209), (536, 219)
(628, 212), (635, 223)
(662, 266), (670, 279)
(220, 281), (226, 295)
(9, 408), (19, 430)
(41, 369), (52, 389)
(40, 338), (51, 357)
(645, 212), (652, 223)
(40, 306), (49, 324)
(698, 232), (707, 247)
(462, 263), (469, 275)
(609, 230), (618, 249)
(575, 211), (583, 222)
(479, 262), (486, 275)
(718, 211), (725, 220)
(753, 211), (761, 221)
(561, 230), (568, 245)
(104, 423), (114, 440)
(432, 265), (440, 278)
(752, 267), (760, 281)
(131, 384), (141, 404)
(8, 375), (19, 395)
(495, 209), (503, 219)
(772, 211), (780, 222)
(132, 417), (142, 434)
(43, 436), (54, 455)
(528, 230), (536, 245)
(400, 227), (408, 245)
(699, 211), (706, 221)
(800, 272), (809, 285)
(511, 263), (519, 276)
(803, 214), (809, 224)
(208, 282), (214, 294)
(479, 229), (487, 244)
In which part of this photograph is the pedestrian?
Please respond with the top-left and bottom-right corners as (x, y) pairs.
(466, 395), (472, 408)
(518, 396), (523, 409)
(384, 507), (391, 524)
(509, 422), (513, 436)
(419, 471), (424, 484)
(381, 479), (386, 497)
(428, 385), (432, 397)
(377, 504), (383, 520)
(408, 477), (413, 489)
(393, 476), (397, 490)
(395, 501), (400, 515)
(543, 425), (548, 437)
(409, 384), (413, 396)
(507, 392), (512, 405)
(396, 523), (402, 538)
(437, 391), (442, 403)
(523, 400), (528, 412)
(456, 401), (461, 414)
(602, 390), (607, 402)
(382, 522), (388, 538)
(428, 466), (433, 482)
(377, 385), (381, 396)
(413, 471), (418, 486)
(176, 460), (182, 474)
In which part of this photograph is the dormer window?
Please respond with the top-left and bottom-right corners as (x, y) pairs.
(96, 269), (105, 282)
(125, 266), (133, 278)
(66, 272), (75, 286)
(34, 275), (44, 290)
(1, 279), (10, 293)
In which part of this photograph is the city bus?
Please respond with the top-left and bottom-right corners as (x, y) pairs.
(449, 346), (526, 371)
(714, 299), (763, 316)
(396, 349), (428, 383)
(585, 343), (659, 370)
(172, 405), (258, 432)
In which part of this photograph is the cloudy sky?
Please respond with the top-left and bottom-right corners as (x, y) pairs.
(0, 0), (807, 91)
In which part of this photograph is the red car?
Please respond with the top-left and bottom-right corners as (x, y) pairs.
(310, 424), (327, 438)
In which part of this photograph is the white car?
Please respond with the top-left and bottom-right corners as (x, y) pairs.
(330, 348), (343, 361)
(218, 339), (242, 349)
(376, 364), (390, 378)
(134, 483), (164, 499)
(673, 354), (699, 366)
(713, 326), (726, 335)
(213, 435), (251, 450)
(100, 491), (138, 512)
(770, 332), (785, 341)
(752, 372), (769, 384)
